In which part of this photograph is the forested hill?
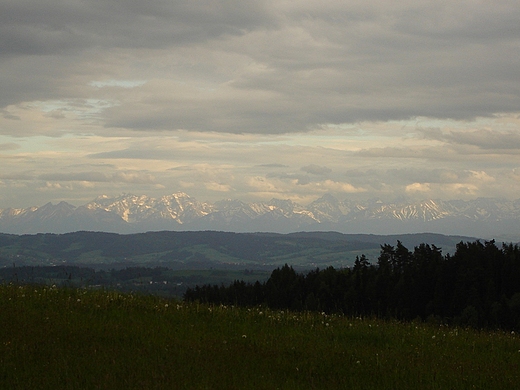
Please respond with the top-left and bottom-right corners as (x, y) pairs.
(0, 231), (475, 269)
(185, 240), (520, 330)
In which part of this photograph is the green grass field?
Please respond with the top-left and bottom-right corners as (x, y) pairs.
(1, 284), (519, 389)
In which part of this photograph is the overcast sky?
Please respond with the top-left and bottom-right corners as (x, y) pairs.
(1, 0), (520, 208)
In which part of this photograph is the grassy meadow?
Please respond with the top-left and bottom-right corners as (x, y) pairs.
(1, 284), (519, 389)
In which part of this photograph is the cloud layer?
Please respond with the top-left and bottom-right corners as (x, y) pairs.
(1, 0), (520, 207)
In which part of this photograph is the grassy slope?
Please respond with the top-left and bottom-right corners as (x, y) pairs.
(1, 284), (519, 389)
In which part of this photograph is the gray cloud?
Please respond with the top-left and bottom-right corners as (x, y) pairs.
(111, 171), (155, 184)
(88, 147), (220, 162)
(301, 164), (332, 175)
(423, 128), (520, 150)
(38, 171), (155, 184)
(0, 171), (35, 180)
(0, 1), (276, 57)
(266, 172), (311, 185)
(1, 111), (21, 120)
(0, 142), (20, 151)
(88, 149), (155, 160)
(386, 168), (464, 185)
(255, 163), (288, 168)
(0, 0), (276, 109)
(168, 165), (197, 172)
(2, 1), (520, 208)
(39, 172), (110, 182)
(1, 0), (519, 132)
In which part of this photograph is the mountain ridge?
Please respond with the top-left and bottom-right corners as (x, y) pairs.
(1, 193), (519, 239)
(0, 230), (478, 269)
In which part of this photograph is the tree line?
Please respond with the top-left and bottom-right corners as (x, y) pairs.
(184, 240), (520, 330)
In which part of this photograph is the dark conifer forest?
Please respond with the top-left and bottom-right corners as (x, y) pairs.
(185, 240), (520, 330)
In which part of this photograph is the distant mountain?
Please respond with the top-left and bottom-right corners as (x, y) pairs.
(0, 230), (477, 269)
(1, 193), (519, 240)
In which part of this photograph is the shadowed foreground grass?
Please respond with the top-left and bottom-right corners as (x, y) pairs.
(1, 284), (519, 389)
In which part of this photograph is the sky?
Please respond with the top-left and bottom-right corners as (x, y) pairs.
(1, 0), (520, 208)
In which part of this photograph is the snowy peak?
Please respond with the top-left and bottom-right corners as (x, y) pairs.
(1, 194), (520, 238)
(362, 199), (452, 221)
(85, 193), (214, 224)
(308, 194), (349, 223)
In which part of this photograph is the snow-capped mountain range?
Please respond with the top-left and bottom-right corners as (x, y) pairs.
(1, 193), (519, 239)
